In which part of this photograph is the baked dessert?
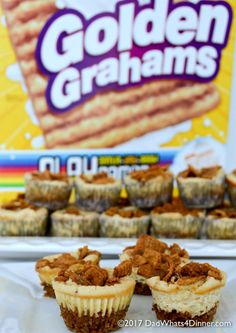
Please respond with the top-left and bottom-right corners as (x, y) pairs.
(99, 206), (150, 238)
(151, 199), (204, 238)
(147, 261), (226, 325)
(124, 166), (173, 208)
(52, 260), (135, 333)
(25, 170), (72, 210)
(206, 204), (236, 239)
(0, 195), (48, 236)
(35, 246), (101, 298)
(177, 166), (225, 208)
(51, 206), (99, 237)
(226, 170), (236, 208)
(75, 172), (121, 212)
(120, 235), (189, 295)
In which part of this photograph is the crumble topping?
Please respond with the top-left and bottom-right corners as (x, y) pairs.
(31, 170), (69, 182)
(126, 236), (222, 284)
(152, 199), (201, 217)
(64, 206), (81, 215)
(174, 262), (222, 285)
(208, 205), (236, 219)
(124, 235), (189, 281)
(129, 165), (171, 182)
(179, 165), (221, 179)
(36, 246), (101, 271)
(55, 260), (132, 286)
(80, 172), (115, 184)
(1, 196), (37, 211)
(105, 206), (147, 218)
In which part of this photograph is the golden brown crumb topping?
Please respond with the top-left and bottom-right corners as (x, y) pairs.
(31, 170), (69, 182)
(36, 246), (101, 271)
(64, 206), (81, 215)
(129, 165), (171, 182)
(208, 205), (236, 218)
(175, 262), (222, 285)
(124, 236), (222, 284)
(124, 235), (189, 280)
(1, 197), (37, 211)
(105, 207), (147, 218)
(80, 172), (115, 184)
(55, 260), (132, 286)
(36, 253), (79, 271)
(152, 199), (201, 217)
(179, 165), (221, 179)
(126, 234), (169, 254)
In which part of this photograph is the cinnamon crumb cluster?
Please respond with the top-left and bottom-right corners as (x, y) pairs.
(55, 260), (132, 286)
(125, 235), (189, 281)
(32, 170), (69, 182)
(64, 206), (81, 216)
(36, 246), (101, 271)
(179, 166), (221, 179)
(208, 205), (236, 218)
(175, 262), (222, 285)
(129, 165), (170, 182)
(152, 199), (201, 217)
(2, 196), (37, 211)
(125, 235), (222, 284)
(105, 207), (147, 218)
(80, 172), (115, 184)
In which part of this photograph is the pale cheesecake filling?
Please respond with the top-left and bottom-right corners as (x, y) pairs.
(147, 273), (226, 318)
(52, 276), (135, 316)
(227, 172), (236, 186)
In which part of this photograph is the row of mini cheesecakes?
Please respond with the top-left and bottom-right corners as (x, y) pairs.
(24, 166), (236, 212)
(1, 193), (236, 239)
(35, 235), (226, 333)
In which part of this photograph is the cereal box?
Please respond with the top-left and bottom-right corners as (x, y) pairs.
(0, 0), (235, 198)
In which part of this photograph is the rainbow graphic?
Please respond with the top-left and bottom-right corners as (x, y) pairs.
(0, 149), (177, 195)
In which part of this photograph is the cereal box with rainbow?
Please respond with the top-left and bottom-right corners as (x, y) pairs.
(0, 0), (235, 198)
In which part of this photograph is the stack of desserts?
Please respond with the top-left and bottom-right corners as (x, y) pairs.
(35, 235), (226, 332)
(1, 164), (236, 239)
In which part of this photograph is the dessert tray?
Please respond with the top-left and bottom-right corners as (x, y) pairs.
(1, 237), (236, 259)
(0, 259), (235, 333)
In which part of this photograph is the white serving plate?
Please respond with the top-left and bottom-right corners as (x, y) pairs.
(0, 237), (236, 259)
(0, 259), (235, 333)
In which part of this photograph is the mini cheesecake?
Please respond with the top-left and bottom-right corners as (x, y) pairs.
(120, 235), (189, 295)
(177, 166), (225, 208)
(75, 172), (122, 212)
(35, 246), (101, 298)
(124, 165), (173, 208)
(0, 196), (48, 236)
(52, 260), (135, 333)
(100, 206), (150, 238)
(206, 204), (236, 239)
(226, 170), (236, 208)
(25, 170), (72, 210)
(51, 206), (99, 237)
(151, 199), (204, 238)
(147, 261), (226, 325)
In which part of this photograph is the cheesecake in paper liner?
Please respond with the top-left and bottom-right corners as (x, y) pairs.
(35, 246), (101, 298)
(0, 0), (227, 149)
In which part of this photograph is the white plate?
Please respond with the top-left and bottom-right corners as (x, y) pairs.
(0, 237), (236, 259)
(0, 259), (235, 333)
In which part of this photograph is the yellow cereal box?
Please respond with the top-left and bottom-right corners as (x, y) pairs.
(0, 0), (235, 198)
